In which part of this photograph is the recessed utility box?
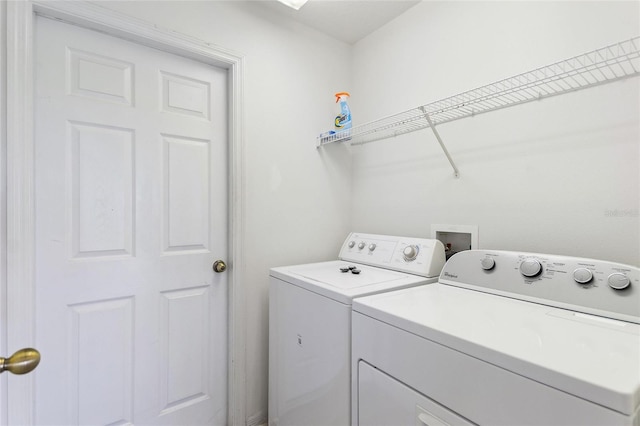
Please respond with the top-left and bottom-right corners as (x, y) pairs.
(431, 224), (478, 260)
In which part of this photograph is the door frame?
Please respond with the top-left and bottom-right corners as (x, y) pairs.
(3, 1), (246, 424)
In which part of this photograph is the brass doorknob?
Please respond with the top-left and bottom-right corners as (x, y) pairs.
(0, 348), (41, 375)
(213, 260), (227, 273)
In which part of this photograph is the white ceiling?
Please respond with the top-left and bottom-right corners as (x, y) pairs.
(259, 0), (421, 44)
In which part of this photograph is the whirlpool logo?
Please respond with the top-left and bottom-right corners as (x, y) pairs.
(444, 272), (459, 279)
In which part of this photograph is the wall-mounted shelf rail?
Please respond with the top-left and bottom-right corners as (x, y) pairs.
(317, 36), (640, 176)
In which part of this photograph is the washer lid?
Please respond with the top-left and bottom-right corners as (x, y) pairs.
(292, 262), (405, 288)
(270, 260), (433, 304)
(353, 284), (640, 416)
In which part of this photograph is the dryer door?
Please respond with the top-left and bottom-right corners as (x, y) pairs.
(358, 361), (475, 426)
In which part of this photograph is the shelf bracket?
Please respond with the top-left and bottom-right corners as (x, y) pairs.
(420, 107), (460, 178)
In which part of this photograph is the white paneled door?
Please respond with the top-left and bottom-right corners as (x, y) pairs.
(33, 16), (228, 425)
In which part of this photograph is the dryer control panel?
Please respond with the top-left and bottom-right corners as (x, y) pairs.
(440, 250), (640, 324)
(339, 233), (446, 278)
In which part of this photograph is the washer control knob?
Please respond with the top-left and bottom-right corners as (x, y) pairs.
(480, 257), (495, 271)
(520, 258), (542, 277)
(608, 273), (630, 290)
(368, 243), (377, 252)
(358, 242), (366, 250)
(348, 241), (355, 249)
(573, 268), (593, 284)
(403, 245), (419, 262)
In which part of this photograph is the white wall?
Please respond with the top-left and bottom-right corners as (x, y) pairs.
(351, 1), (640, 266)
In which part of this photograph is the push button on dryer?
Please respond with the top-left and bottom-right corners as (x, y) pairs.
(480, 257), (495, 271)
(573, 268), (593, 284)
(608, 273), (630, 290)
(520, 258), (542, 277)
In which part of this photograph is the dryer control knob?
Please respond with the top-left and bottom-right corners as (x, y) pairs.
(520, 258), (542, 277)
(608, 273), (630, 290)
(480, 257), (495, 271)
(573, 268), (593, 284)
(368, 243), (377, 252)
(348, 241), (355, 249)
(358, 242), (366, 250)
(403, 245), (419, 262)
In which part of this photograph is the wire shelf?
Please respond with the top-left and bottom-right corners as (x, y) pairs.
(317, 36), (640, 148)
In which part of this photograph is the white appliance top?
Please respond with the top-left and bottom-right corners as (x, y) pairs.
(269, 233), (446, 304)
(353, 250), (640, 416)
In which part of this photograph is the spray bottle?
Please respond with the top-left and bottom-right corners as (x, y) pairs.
(334, 92), (352, 132)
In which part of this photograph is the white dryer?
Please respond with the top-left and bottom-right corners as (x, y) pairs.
(268, 232), (446, 426)
(352, 250), (640, 426)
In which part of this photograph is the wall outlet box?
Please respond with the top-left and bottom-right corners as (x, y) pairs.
(431, 224), (478, 259)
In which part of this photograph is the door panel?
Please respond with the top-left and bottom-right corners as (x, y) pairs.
(34, 16), (228, 425)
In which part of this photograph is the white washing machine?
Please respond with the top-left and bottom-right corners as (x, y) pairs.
(352, 250), (640, 426)
(268, 232), (446, 426)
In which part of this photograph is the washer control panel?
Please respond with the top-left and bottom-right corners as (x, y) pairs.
(440, 250), (640, 323)
(339, 232), (446, 278)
